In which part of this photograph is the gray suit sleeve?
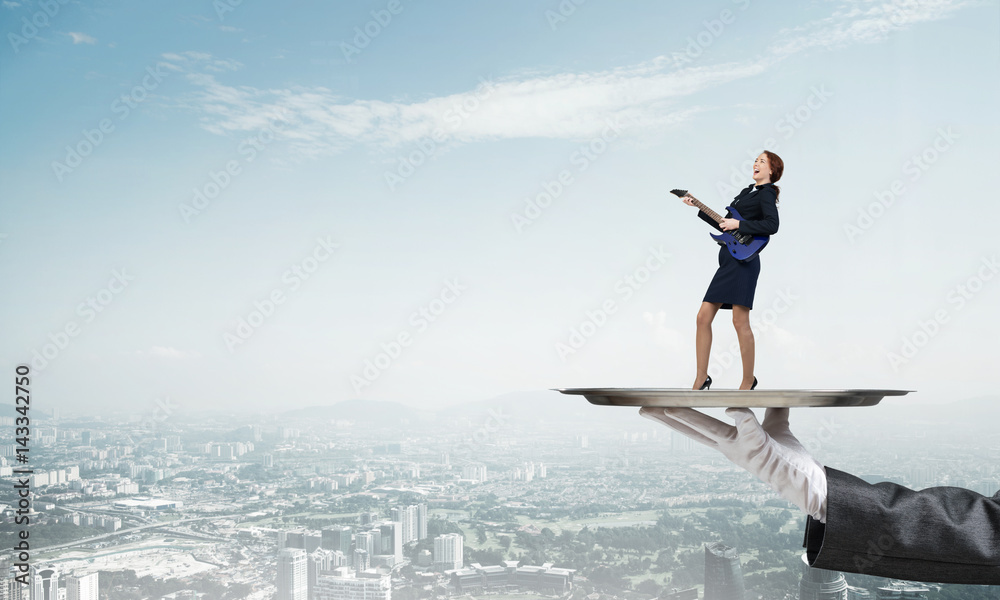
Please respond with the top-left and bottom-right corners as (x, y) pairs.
(803, 467), (1000, 585)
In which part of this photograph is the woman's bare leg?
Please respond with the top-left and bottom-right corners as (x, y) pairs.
(694, 302), (721, 389)
(732, 305), (755, 389)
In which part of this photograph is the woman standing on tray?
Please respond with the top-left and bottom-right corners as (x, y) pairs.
(680, 151), (782, 390)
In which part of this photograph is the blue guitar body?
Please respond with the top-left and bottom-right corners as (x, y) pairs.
(670, 189), (770, 262)
(710, 205), (769, 262)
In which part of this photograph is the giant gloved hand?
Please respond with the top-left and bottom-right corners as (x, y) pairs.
(639, 406), (828, 522)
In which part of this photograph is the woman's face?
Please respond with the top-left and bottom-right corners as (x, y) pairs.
(752, 153), (771, 184)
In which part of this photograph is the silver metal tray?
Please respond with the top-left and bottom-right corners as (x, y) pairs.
(555, 388), (912, 408)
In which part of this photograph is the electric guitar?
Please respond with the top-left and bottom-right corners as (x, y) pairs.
(670, 189), (769, 262)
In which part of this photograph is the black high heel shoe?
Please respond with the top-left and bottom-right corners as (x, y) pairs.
(750, 377), (758, 390)
(698, 375), (712, 390)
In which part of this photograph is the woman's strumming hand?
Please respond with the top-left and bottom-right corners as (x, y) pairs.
(719, 218), (739, 231)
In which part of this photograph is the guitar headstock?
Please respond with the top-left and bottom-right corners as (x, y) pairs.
(669, 189), (689, 198)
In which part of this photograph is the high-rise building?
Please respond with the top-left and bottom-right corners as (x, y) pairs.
(353, 549), (370, 573)
(433, 533), (464, 571)
(277, 548), (307, 600)
(703, 542), (745, 600)
(797, 555), (847, 600)
(2, 564), (28, 600)
(322, 525), (352, 554)
(461, 464), (488, 482)
(66, 572), (99, 600)
(355, 531), (376, 556)
(30, 567), (58, 600)
(314, 568), (390, 600)
(308, 549), (340, 600)
(280, 529), (306, 550)
(393, 506), (413, 544)
(304, 533), (323, 553)
(31, 566), (59, 600)
(417, 503), (428, 540)
(390, 503), (427, 544)
(379, 521), (403, 561)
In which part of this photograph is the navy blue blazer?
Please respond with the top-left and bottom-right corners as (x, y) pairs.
(698, 183), (779, 236)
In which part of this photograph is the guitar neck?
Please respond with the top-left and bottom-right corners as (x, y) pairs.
(686, 195), (724, 223)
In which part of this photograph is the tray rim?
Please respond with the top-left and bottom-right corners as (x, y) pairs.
(553, 388), (913, 408)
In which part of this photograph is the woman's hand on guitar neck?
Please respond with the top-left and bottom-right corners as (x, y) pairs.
(681, 195), (696, 207)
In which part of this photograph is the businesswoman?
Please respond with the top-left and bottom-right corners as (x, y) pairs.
(681, 151), (782, 390)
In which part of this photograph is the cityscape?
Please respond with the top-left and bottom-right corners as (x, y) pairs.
(2, 391), (997, 599)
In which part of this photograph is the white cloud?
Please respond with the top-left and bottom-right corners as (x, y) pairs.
(165, 53), (765, 160)
(771, 0), (974, 56)
(162, 0), (972, 160)
(68, 32), (97, 45)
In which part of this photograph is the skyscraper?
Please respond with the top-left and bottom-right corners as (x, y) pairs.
(277, 548), (307, 600)
(354, 549), (370, 573)
(797, 555), (848, 600)
(417, 503), (428, 540)
(321, 525), (352, 554)
(66, 572), (99, 600)
(308, 549), (339, 600)
(31, 566), (58, 600)
(355, 531), (376, 556)
(380, 521), (403, 561)
(433, 533), (464, 571)
(703, 542), (746, 600)
(392, 505), (417, 544)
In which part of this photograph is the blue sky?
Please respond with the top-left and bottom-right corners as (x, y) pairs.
(1, 0), (998, 415)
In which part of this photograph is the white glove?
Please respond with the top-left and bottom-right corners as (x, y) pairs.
(639, 406), (828, 523)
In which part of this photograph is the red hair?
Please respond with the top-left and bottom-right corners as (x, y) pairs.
(763, 150), (783, 202)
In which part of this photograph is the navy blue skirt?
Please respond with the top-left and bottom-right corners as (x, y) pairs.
(703, 245), (760, 310)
